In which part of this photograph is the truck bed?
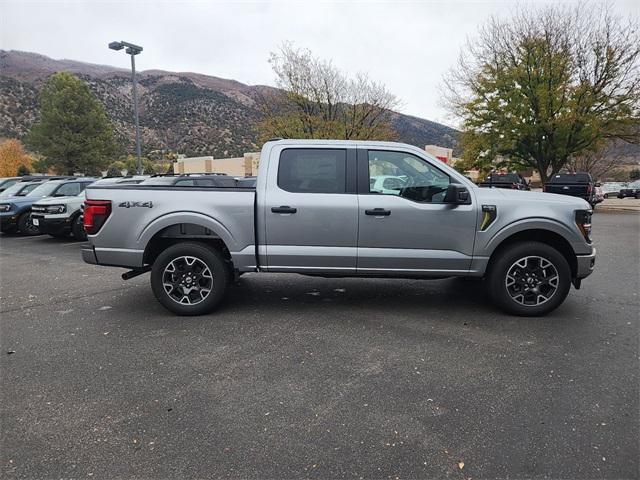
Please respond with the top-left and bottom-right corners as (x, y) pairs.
(84, 184), (257, 269)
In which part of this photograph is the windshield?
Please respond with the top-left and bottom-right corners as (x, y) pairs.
(0, 182), (38, 197)
(26, 182), (61, 197)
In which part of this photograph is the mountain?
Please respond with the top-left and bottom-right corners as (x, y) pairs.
(0, 50), (460, 158)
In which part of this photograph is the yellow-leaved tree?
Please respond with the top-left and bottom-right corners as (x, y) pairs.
(0, 139), (33, 176)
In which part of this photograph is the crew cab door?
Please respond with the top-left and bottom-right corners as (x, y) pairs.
(263, 145), (358, 273)
(356, 147), (477, 274)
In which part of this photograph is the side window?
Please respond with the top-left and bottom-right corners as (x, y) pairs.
(55, 182), (81, 196)
(278, 149), (346, 194)
(368, 151), (450, 203)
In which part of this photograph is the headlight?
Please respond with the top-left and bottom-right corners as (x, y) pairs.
(0, 204), (11, 213)
(575, 210), (592, 243)
(46, 205), (66, 214)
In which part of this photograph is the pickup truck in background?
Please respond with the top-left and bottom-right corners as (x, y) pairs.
(82, 140), (596, 317)
(543, 172), (598, 207)
(478, 172), (531, 190)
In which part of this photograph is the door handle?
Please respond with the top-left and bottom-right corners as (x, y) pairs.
(365, 208), (391, 216)
(271, 206), (297, 214)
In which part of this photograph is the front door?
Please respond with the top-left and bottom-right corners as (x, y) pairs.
(357, 148), (477, 274)
(264, 146), (358, 273)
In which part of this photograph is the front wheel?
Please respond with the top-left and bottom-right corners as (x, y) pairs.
(17, 212), (40, 236)
(486, 241), (571, 316)
(150, 242), (230, 316)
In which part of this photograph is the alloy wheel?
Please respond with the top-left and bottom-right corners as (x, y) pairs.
(505, 256), (559, 306)
(162, 256), (213, 305)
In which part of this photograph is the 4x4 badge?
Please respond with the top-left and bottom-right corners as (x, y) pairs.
(118, 201), (153, 208)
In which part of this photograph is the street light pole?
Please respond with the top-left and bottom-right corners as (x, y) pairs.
(109, 40), (143, 174)
(130, 53), (142, 173)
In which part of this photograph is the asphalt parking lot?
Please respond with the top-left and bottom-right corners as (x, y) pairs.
(1, 211), (638, 479)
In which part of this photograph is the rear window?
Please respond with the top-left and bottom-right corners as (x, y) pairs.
(278, 149), (346, 194)
(549, 173), (592, 183)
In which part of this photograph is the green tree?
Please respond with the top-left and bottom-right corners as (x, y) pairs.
(105, 161), (126, 178)
(17, 164), (31, 176)
(121, 155), (157, 175)
(444, 5), (639, 182)
(27, 72), (116, 175)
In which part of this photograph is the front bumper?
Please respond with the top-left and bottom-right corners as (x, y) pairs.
(31, 215), (71, 235)
(81, 244), (98, 264)
(575, 247), (596, 279)
(0, 214), (18, 230)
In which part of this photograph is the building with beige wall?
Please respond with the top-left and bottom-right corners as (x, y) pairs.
(174, 152), (261, 176)
(425, 145), (461, 167)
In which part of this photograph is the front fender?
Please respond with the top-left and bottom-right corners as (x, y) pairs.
(478, 217), (589, 257)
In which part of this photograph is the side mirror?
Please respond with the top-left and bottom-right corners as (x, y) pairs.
(445, 183), (471, 205)
(595, 182), (601, 187)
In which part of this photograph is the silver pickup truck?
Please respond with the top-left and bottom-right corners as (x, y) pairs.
(82, 139), (596, 316)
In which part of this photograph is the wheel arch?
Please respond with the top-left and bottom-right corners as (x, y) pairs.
(487, 229), (578, 277)
(142, 222), (233, 267)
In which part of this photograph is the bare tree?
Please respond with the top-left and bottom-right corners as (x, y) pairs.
(257, 43), (400, 141)
(443, 4), (640, 182)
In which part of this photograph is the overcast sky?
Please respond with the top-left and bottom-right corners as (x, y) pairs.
(1, 0), (638, 126)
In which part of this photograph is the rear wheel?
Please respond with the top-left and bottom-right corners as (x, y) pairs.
(150, 242), (230, 316)
(17, 212), (40, 236)
(486, 241), (571, 316)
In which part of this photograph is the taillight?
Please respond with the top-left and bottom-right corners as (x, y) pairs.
(84, 200), (111, 235)
(587, 184), (593, 194)
(575, 210), (592, 243)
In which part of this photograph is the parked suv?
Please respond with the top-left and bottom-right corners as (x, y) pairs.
(31, 176), (148, 240)
(0, 178), (96, 235)
(0, 179), (49, 199)
(0, 177), (22, 193)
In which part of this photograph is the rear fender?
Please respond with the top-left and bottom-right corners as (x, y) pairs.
(137, 212), (239, 252)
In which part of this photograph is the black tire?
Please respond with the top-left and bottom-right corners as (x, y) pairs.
(150, 242), (230, 316)
(71, 214), (87, 241)
(17, 212), (40, 236)
(486, 241), (571, 316)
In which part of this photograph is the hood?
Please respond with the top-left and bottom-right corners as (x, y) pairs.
(32, 195), (82, 206)
(474, 187), (591, 210)
(0, 195), (41, 205)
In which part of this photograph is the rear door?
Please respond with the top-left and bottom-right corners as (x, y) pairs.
(356, 147), (477, 274)
(263, 145), (358, 273)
